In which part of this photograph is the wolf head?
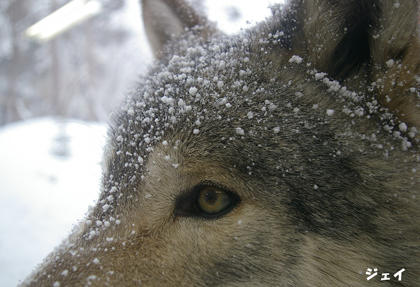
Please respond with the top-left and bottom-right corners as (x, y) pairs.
(22, 0), (420, 286)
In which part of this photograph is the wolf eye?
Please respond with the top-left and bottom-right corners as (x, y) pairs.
(197, 186), (232, 214)
(195, 185), (239, 218)
(175, 184), (239, 219)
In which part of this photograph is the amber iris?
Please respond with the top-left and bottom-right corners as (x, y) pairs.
(197, 186), (231, 214)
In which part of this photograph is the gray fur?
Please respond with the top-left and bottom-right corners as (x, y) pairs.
(21, 0), (420, 286)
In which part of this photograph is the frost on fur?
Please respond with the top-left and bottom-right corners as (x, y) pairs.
(21, 0), (420, 286)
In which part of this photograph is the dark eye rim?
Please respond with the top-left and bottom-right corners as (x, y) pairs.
(174, 181), (240, 219)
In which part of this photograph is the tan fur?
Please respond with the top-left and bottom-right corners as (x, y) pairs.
(21, 0), (420, 286)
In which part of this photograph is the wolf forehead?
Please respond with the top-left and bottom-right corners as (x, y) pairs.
(100, 28), (373, 240)
(111, 32), (344, 172)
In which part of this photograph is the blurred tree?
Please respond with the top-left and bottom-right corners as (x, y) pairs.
(0, 0), (146, 126)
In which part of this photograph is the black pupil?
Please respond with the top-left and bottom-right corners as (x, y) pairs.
(204, 190), (218, 205)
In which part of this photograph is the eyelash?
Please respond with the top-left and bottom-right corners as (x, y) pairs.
(174, 182), (240, 219)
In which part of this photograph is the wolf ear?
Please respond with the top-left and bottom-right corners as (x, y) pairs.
(369, 0), (420, 128)
(289, 0), (420, 128)
(141, 0), (216, 57)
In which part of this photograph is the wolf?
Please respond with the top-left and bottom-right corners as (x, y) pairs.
(21, 0), (420, 286)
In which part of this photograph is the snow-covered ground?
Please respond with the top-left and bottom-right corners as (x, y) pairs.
(0, 118), (107, 286)
(0, 1), (282, 286)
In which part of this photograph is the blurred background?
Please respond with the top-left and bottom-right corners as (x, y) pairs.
(1, 0), (149, 125)
(0, 0), (282, 285)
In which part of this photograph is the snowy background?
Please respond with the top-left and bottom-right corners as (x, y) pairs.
(0, 0), (283, 286)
